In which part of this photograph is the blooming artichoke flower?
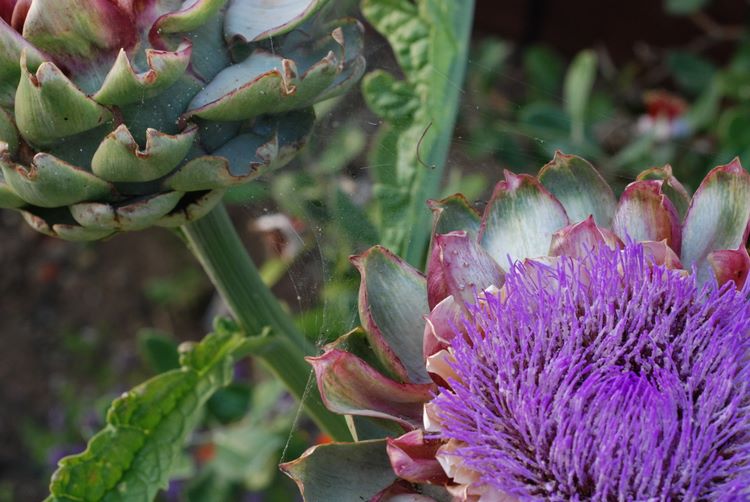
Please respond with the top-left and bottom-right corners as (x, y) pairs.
(429, 242), (750, 500)
(282, 152), (750, 501)
(0, 0), (364, 240)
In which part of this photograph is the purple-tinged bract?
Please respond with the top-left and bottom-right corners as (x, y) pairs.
(432, 243), (750, 500)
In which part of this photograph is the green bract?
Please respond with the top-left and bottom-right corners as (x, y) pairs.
(0, 0), (364, 240)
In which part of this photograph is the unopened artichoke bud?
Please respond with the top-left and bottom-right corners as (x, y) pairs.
(0, 0), (365, 240)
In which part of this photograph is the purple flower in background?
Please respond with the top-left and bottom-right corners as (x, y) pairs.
(430, 243), (750, 500)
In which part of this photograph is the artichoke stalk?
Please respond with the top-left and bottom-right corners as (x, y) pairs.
(282, 153), (750, 501)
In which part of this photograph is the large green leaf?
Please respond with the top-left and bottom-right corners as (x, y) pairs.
(46, 320), (248, 502)
(361, 0), (475, 267)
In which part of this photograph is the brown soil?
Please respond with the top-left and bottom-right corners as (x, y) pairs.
(0, 211), (213, 499)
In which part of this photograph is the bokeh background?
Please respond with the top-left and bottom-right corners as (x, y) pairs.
(3, 0), (750, 499)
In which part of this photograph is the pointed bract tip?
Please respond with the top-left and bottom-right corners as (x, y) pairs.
(426, 198), (444, 212)
(350, 245), (387, 269)
(637, 164), (675, 181)
(714, 157), (747, 176)
(552, 149), (574, 161)
(499, 170), (531, 192)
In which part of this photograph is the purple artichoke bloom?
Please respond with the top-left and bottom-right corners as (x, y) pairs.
(430, 243), (750, 501)
(283, 154), (750, 502)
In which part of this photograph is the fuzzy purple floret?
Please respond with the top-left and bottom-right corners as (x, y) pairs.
(432, 244), (750, 501)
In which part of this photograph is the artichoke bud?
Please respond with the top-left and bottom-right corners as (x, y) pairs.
(0, 0), (364, 240)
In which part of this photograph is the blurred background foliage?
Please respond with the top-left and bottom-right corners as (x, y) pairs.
(4, 0), (750, 499)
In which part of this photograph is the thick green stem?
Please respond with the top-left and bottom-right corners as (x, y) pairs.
(181, 204), (350, 441)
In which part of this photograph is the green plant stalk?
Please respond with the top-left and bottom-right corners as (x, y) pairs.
(181, 204), (351, 441)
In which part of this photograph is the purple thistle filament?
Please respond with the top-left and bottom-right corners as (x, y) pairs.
(431, 244), (750, 500)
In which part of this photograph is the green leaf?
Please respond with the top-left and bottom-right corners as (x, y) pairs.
(47, 320), (248, 501)
(361, 0), (426, 77)
(222, 181), (270, 205)
(523, 45), (565, 100)
(311, 122), (367, 175)
(187, 53), (336, 121)
(188, 20), (364, 120)
(667, 51), (716, 96)
(206, 383), (252, 424)
(213, 421), (284, 490)
(361, 0), (475, 266)
(665, 0), (710, 15)
(137, 329), (180, 374)
(333, 188), (379, 245)
(563, 50), (597, 144)
(280, 440), (396, 502)
(361, 69), (419, 124)
(685, 75), (722, 130)
(368, 124), (399, 190)
(0, 176), (25, 209)
(519, 101), (571, 136)
(209, 380), (288, 488)
(717, 106), (750, 152)
(0, 22), (46, 107)
(322, 328), (396, 379)
(471, 38), (512, 92)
